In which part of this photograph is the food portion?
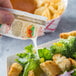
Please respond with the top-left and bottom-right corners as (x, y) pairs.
(34, 0), (64, 20)
(10, 0), (37, 13)
(10, 0), (65, 20)
(60, 31), (76, 39)
(40, 61), (61, 76)
(53, 54), (71, 72)
(9, 63), (23, 76)
(8, 31), (76, 76)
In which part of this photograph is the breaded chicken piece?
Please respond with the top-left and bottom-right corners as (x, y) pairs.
(69, 58), (76, 66)
(69, 31), (76, 36)
(60, 31), (76, 39)
(60, 33), (69, 39)
(28, 70), (35, 76)
(9, 63), (23, 76)
(53, 54), (71, 72)
(40, 61), (61, 76)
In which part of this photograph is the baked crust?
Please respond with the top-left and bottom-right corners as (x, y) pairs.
(53, 54), (71, 71)
(9, 63), (23, 76)
(60, 31), (76, 39)
(40, 61), (61, 76)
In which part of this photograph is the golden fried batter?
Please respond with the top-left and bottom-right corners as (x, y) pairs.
(9, 63), (23, 76)
(60, 31), (76, 39)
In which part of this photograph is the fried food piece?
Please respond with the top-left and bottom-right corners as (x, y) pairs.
(60, 33), (69, 39)
(35, 6), (52, 20)
(34, 6), (46, 15)
(9, 63), (23, 76)
(40, 61), (61, 76)
(69, 31), (76, 36)
(69, 58), (76, 66)
(28, 70), (35, 76)
(60, 31), (76, 39)
(34, 0), (64, 20)
(53, 54), (71, 71)
(42, 8), (52, 20)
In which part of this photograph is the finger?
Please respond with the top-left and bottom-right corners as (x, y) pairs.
(0, 10), (14, 24)
(0, 34), (2, 37)
(0, 0), (12, 8)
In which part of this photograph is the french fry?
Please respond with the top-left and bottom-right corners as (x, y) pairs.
(34, 6), (46, 15)
(49, 6), (56, 14)
(42, 8), (52, 20)
(34, 0), (64, 21)
(35, 0), (45, 7)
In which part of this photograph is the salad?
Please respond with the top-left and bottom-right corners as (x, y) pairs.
(8, 31), (76, 76)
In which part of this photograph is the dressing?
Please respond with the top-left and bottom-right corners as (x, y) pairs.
(32, 37), (39, 58)
(10, 0), (37, 13)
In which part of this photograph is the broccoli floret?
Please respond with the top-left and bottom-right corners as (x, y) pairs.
(50, 36), (76, 59)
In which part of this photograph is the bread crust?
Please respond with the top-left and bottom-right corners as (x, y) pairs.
(69, 58), (76, 66)
(53, 54), (71, 71)
(9, 63), (23, 76)
(28, 70), (35, 76)
(40, 61), (61, 76)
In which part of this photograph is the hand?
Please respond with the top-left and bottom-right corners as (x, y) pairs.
(0, 0), (14, 37)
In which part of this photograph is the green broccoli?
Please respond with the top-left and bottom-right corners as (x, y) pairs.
(50, 36), (76, 59)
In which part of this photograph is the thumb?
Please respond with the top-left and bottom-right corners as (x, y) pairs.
(0, 10), (14, 25)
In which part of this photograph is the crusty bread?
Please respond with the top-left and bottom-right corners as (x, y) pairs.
(60, 31), (76, 39)
(40, 61), (61, 76)
(69, 58), (76, 66)
(28, 70), (35, 76)
(9, 63), (23, 76)
(53, 54), (71, 72)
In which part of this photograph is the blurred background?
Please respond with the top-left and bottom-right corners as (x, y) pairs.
(0, 0), (76, 76)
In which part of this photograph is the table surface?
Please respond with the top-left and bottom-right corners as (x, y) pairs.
(0, 0), (76, 76)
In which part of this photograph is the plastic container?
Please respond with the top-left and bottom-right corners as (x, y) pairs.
(44, 0), (68, 32)
(0, 0), (68, 40)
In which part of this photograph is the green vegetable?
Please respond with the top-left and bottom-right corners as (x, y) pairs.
(23, 59), (40, 76)
(31, 25), (35, 36)
(71, 70), (76, 76)
(71, 65), (76, 70)
(15, 36), (76, 76)
(62, 36), (76, 58)
(38, 48), (53, 60)
(25, 44), (33, 54)
(19, 72), (23, 76)
(50, 36), (76, 59)
(16, 44), (40, 76)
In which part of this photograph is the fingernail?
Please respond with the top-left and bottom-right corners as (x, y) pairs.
(3, 14), (14, 25)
